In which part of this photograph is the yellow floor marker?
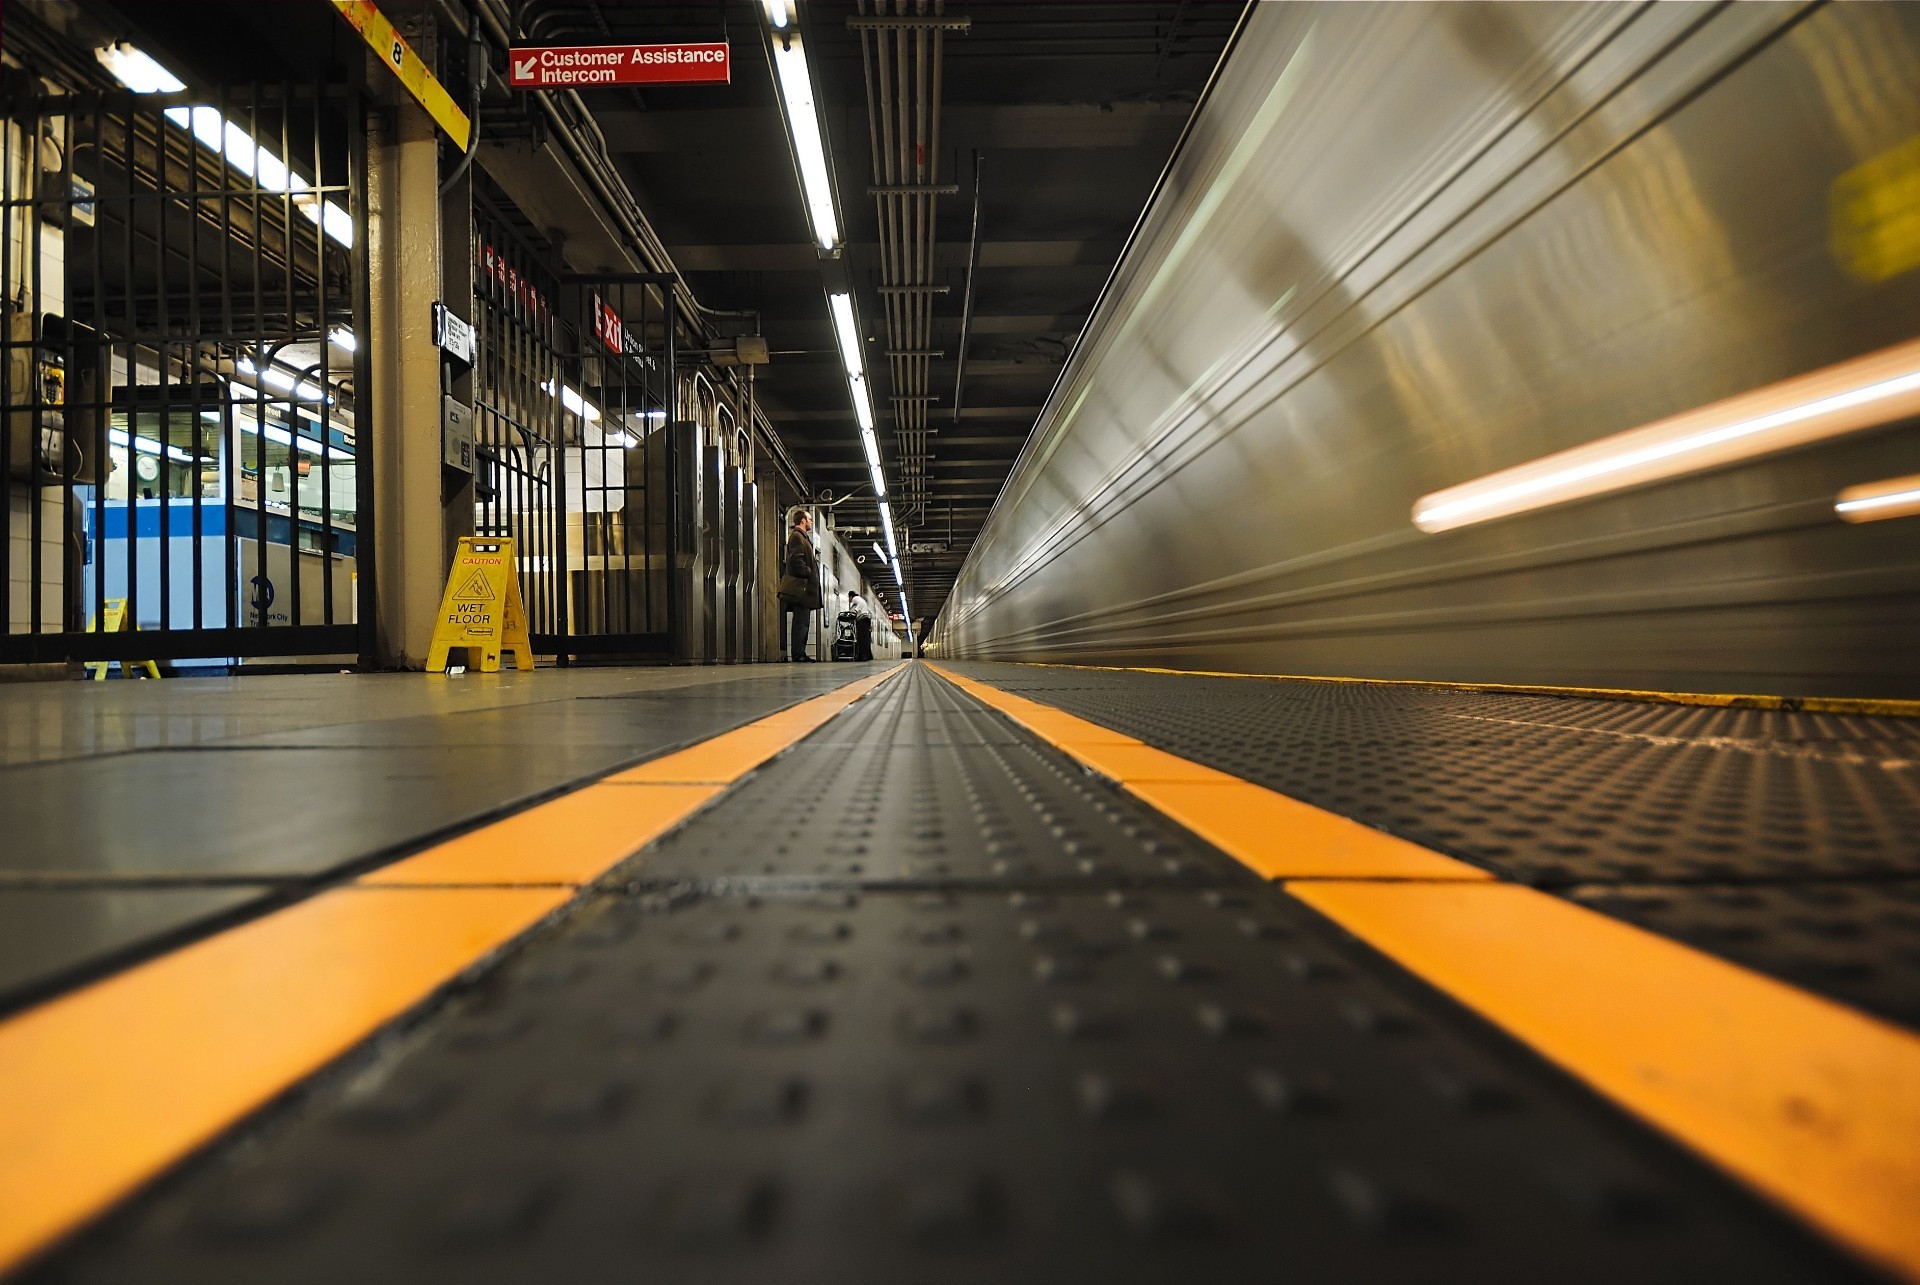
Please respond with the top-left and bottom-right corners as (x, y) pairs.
(427, 536), (533, 673)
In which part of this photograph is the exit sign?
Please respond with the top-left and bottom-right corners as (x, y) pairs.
(508, 42), (730, 89)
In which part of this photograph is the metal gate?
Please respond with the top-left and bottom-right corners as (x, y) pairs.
(2, 80), (371, 666)
(555, 273), (677, 657)
(471, 203), (677, 661)
(471, 199), (566, 645)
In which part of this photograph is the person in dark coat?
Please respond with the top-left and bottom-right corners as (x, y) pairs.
(783, 512), (821, 661)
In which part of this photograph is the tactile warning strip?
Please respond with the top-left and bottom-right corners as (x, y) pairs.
(609, 669), (1253, 890)
(937, 663), (1920, 1022)
(22, 667), (1864, 1284)
(1566, 879), (1920, 1029)
(935, 665), (1920, 886)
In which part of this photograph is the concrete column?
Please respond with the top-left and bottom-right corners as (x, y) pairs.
(365, 98), (466, 667)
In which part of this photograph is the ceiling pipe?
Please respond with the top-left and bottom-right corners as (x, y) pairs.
(952, 150), (981, 424)
(852, 0), (968, 524)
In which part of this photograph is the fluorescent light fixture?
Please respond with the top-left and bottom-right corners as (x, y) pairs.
(891, 556), (903, 585)
(1836, 472), (1920, 523)
(848, 372), (876, 432)
(165, 104), (352, 248)
(767, 29), (840, 251)
(96, 45), (353, 250)
(108, 427), (193, 464)
(233, 415), (335, 458)
(94, 42), (184, 93)
(764, 0), (791, 29)
(899, 592), (911, 619)
(872, 541), (885, 559)
(1413, 337), (1920, 534)
(830, 293), (887, 491)
(328, 328), (357, 353)
(829, 292), (863, 379)
(236, 358), (333, 403)
(879, 501), (899, 561)
(542, 379), (602, 423)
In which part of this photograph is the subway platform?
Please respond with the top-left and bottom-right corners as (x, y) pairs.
(1, 661), (1916, 1283)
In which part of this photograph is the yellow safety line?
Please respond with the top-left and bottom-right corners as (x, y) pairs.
(364, 667), (901, 885)
(929, 664), (1486, 881)
(1010, 661), (1920, 720)
(0, 886), (570, 1277)
(932, 663), (1920, 1281)
(0, 665), (902, 1275)
(1291, 882), (1920, 1282)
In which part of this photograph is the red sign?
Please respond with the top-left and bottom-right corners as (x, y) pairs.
(591, 293), (623, 356)
(508, 42), (730, 89)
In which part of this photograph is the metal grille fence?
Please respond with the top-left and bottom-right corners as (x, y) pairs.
(2, 81), (370, 666)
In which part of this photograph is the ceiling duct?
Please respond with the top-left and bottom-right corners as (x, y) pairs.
(850, 1), (969, 522)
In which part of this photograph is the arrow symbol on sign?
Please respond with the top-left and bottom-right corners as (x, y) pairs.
(513, 55), (535, 80)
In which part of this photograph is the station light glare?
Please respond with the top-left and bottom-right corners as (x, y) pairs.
(96, 43), (352, 248)
(849, 372), (875, 432)
(829, 294), (874, 433)
(1413, 337), (1920, 533)
(1836, 472), (1920, 523)
(829, 292), (864, 380)
(767, 29), (839, 252)
(94, 42), (185, 93)
(327, 328), (357, 354)
(764, 0), (791, 30)
(236, 358), (333, 404)
(234, 416), (333, 458)
(541, 379), (602, 423)
(108, 427), (193, 464)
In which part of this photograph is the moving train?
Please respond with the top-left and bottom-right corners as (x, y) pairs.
(932, 2), (1920, 699)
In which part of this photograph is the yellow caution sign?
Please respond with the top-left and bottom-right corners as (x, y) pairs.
(427, 537), (534, 673)
(84, 598), (161, 680)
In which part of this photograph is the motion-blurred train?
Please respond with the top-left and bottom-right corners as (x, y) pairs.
(932, 2), (1920, 699)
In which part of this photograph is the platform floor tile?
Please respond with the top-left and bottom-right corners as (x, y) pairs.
(22, 668), (1863, 1284)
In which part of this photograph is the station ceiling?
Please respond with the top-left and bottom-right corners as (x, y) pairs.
(536, 0), (1243, 623)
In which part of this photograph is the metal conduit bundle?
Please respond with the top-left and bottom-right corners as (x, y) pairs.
(852, 0), (967, 521)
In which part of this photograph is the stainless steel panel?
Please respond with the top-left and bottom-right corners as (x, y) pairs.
(934, 1), (1920, 697)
